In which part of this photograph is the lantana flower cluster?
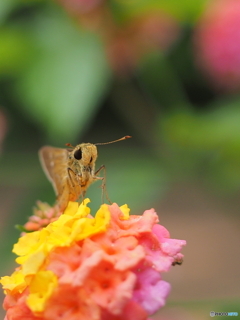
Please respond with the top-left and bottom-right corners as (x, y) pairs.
(21, 201), (61, 232)
(1, 199), (186, 320)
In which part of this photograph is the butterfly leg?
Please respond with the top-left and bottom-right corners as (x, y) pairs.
(94, 165), (112, 204)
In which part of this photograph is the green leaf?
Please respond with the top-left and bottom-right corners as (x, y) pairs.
(161, 99), (240, 155)
(138, 52), (190, 110)
(110, 0), (208, 23)
(0, 27), (34, 75)
(159, 97), (240, 191)
(16, 11), (111, 143)
(15, 224), (29, 233)
(0, 0), (18, 24)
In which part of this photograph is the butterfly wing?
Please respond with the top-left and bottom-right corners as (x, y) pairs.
(39, 146), (69, 198)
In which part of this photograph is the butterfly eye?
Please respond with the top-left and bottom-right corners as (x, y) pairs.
(74, 148), (82, 160)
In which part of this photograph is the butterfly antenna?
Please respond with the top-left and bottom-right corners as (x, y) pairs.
(95, 135), (132, 146)
(65, 143), (75, 148)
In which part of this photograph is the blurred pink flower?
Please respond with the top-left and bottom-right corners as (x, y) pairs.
(195, 0), (240, 92)
(105, 12), (179, 75)
(57, 0), (103, 14)
(55, 0), (179, 75)
(1, 200), (186, 320)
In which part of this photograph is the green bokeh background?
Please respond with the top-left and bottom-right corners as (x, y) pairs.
(0, 0), (239, 319)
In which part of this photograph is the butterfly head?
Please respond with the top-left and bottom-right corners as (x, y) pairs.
(71, 143), (98, 167)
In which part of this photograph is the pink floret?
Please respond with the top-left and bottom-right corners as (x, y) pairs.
(133, 265), (171, 314)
